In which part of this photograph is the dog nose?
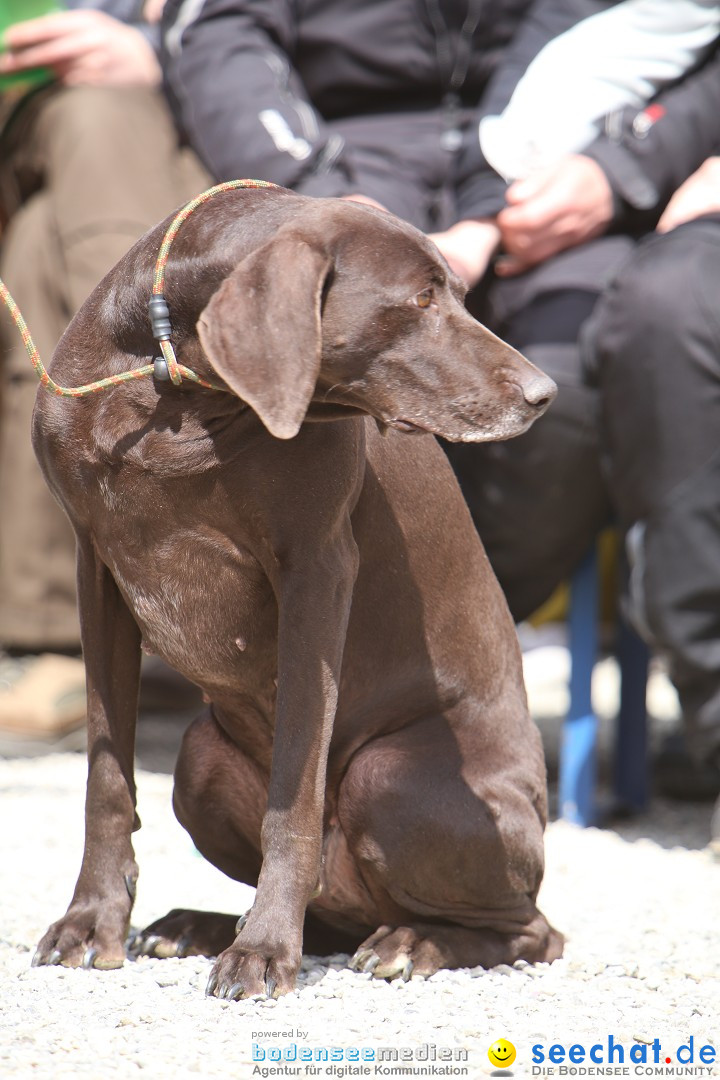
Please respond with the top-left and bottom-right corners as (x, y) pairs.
(522, 373), (557, 411)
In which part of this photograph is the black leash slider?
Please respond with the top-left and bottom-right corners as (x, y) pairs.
(149, 294), (172, 341)
(149, 294), (173, 381)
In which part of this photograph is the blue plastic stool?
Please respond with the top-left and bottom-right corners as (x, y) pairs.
(558, 545), (650, 826)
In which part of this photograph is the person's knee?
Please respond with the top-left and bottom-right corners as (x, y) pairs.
(588, 224), (720, 513)
(39, 85), (173, 157)
(591, 229), (704, 379)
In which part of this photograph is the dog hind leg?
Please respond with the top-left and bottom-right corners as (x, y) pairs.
(334, 715), (563, 978)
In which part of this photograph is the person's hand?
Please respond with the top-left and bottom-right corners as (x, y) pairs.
(340, 194), (389, 212)
(0, 10), (161, 88)
(657, 157), (720, 234)
(428, 219), (501, 288)
(143, 0), (167, 22)
(495, 155), (613, 276)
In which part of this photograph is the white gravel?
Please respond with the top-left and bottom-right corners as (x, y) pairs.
(1, 748), (718, 1080)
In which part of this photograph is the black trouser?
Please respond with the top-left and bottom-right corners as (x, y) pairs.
(585, 214), (720, 767)
(448, 220), (720, 767)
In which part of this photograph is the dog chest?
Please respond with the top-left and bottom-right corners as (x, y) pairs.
(104, 525), (279, 690)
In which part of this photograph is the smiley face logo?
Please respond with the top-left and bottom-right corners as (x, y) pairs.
(488, 1039), (516, 1069)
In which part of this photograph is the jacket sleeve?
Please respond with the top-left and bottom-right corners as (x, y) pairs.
(478, 0), (720, 183)
(160, 0), (356, 195)
(455, 0), (616, 221)
(583, 41), (720, 230)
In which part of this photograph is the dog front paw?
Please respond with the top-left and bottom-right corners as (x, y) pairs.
(33, 901), (131, 971)
(205, 936), (301, 1001)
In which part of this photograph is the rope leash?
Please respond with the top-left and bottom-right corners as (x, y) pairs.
(0, 178), (278, 399)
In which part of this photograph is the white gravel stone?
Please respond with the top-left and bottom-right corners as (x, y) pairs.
(1, 753), (718, 1080)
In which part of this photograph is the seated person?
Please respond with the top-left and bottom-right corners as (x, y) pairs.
(0, 1), (209, 746)
(584, 158), (720, 811)
(160, 0), (720, 812)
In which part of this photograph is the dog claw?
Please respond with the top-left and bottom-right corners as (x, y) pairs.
(31, 949), (58, 968)
(227, 981), (245, 1001)
(349, 948), (370, 971)
(125, 930), (142, 955)
(127, 935), (144, 956)
(363, 953), (381, 973)
(82, 947), (98, 969)
(139, 934), (161, 956)
(350, 948), (380, 974)
(205, 972), (219, 997)
(374, 951), (412, 980)
(235, 912), (249, 935)
(126, 928), (191, 959)
(175, 935), (192, 959)
(124, 873), (137, 901)
(265, 975), (277, 998)
(351, 942), (413, 981)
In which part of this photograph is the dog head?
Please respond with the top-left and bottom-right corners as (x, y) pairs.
(197, 199), (556, 441)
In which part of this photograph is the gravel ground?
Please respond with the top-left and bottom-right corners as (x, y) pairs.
(1, 674), (718, 1080)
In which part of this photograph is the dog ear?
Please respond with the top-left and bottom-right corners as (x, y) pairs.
(197, 230), (332, 439)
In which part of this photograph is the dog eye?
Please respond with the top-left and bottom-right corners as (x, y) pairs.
(414, 288), (434, 309)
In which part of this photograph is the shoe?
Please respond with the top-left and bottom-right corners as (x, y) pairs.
(0, 652), (86, 755)
(653, 731), (720, 802)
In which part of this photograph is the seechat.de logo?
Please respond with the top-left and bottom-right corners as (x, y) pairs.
(530, 1035), (717, 1075)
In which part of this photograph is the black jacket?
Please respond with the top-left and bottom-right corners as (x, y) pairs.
(585, 41), (720, 231)
(161, 0), (719, 227)
(161, 0), (614, 219)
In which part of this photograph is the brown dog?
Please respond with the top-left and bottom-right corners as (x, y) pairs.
(32, 186), (562, 999)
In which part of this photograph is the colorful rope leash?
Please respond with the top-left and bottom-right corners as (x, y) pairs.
(0, 178), (278, 399)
